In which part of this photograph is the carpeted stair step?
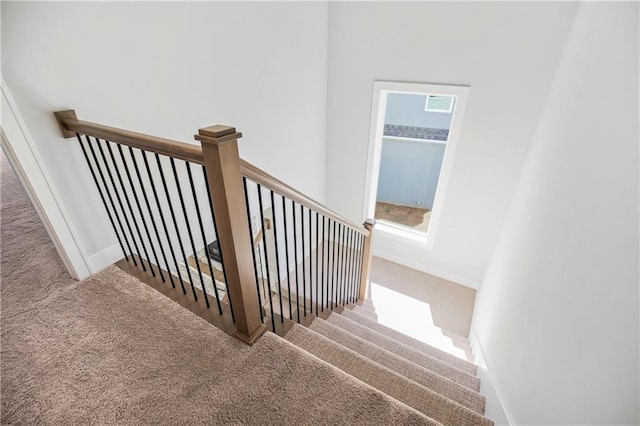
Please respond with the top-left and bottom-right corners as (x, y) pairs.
(309, 318), (486, 414)
(349, 305), (378, 321)
(341, 309), (477, 375)
(327, 313), (480, 391)
(353, 302), (377, 314)
(362, 298), (374, 306)
(349, 306), (473, 361)
(285, 324), (493, 426)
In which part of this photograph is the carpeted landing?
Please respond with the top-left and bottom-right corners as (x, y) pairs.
(1, 153), (492, 425)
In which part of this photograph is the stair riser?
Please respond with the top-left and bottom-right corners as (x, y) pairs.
(310, 318), (486, 414)
(328, 314), (480, 391)
(286, 325), (493, 426)
(341, 309), (477, 375)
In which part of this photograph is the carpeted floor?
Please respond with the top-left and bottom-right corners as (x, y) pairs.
(0, 154), (435, 424)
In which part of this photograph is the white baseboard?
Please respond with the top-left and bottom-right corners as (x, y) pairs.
(372, 248), (479, 289)
(469, 326), (512, 426)
(87, 243), (125, 274)
(1, 77), (92, 280)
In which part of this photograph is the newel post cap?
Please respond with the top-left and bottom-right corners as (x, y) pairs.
(195, 125), (243, 145)
(364, 218), (376, 229)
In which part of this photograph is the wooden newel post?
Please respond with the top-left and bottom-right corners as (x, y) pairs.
(195, 125), (267, 344)
(358, 218), (376, 301)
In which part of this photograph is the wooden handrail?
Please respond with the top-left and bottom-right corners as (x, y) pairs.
(54, 110), (204, 164)
(55, 110), (368, 237)
(240, 160), (370, 236)
(55, 110), (376, 342)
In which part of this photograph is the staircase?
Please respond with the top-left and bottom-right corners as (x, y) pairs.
(49, 112), (493, 425)
(285, 302), (493, 426)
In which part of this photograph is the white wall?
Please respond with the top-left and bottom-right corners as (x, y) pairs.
(472, 2), (639, 424)
(325, 2), (579, 284)
(2, 1), (328, 272)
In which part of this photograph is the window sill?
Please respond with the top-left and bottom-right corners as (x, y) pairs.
(375, 221), (434, 250)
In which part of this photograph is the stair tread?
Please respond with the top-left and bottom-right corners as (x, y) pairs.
(309, 317), (486, 414)
(327, 313), (480, 391)
(352, 303), (377, 314)
(285, 324), (493, 426)
(349, 307), (474, 360)
(341, 309), (477, 374)
(350, 305), (379, 321)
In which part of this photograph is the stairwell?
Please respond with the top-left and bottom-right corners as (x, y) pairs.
(2, 143), (494, 424)
(284, 302), (492, 426)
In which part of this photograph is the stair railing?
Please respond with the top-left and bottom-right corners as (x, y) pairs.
(54, 110), (375, 344)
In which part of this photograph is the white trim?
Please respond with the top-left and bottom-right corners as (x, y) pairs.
(1, 77), (92, 280)
(363, 81), (470, 251)
(383, 135), (447, 145)
(371, 246), (479, 289)
(87, 243), (123, 274)
(469, 326), (513, 426)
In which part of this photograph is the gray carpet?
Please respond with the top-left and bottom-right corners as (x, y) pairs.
(0, 154), (438, 424)
(285, 324), (492, 426)
(341, 309), (477, 375)
(327, 313), (481, 391)
(309, 317), (486, 414)
(349, 305), (379, 321)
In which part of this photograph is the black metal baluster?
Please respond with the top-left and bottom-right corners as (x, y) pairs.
(308, 208), (313, 316)
(203, 168), (234, 321)
(343, 227), (351, 304)
(292, 200), (301, 323)
(300, 204), (307, 317)
(343, 228), (351, 304)
(116, 144), (159, 278)
(351, 230), (360, 303)
(335, 223), (340, 307)
(76, 134), (130, 262)
(257, 184), (276, 331)
(321, 215), (326, 312)
(347, 228), (355, 303)
(270, 191), (285, 323)
(342, 226), (350, 305)
(338, 225), (347, 305)
(315, 211), (319, 315)
(338, 224), (344, 305)
(344, 227), (351, 305)
(340, 226), (347, 305)
(187, 163), (222, 313)
(155, 153), (194, 296)
(141, 150), (183, 291)
(170, 158), (206, 305)
(326, 219), (331, 309)
(95, 138), (145, 270)
(242, 177), (264, 322)
(331, 219), (337, 309)
(105, 140), (153, 274)
(127, 147), (170, 283)
(281, 196), (293, 320)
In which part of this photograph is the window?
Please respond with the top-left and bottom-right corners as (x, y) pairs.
(363, 82), (469, 249)
(424, 95), (455, 113)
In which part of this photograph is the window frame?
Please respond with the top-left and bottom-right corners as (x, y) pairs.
(424, 95), (455, 114)
(362, 81), (470, 250)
